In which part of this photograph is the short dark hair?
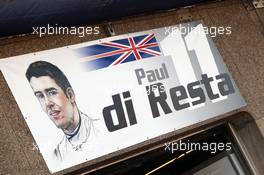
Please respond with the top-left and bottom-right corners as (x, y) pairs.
(26, 61), (72, 95)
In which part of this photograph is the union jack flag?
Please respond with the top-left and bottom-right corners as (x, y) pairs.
(74, 33), (162, 71)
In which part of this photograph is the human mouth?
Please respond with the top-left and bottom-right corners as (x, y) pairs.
(49, 110), (61, 119)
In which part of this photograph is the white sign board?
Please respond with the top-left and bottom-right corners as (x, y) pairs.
(0, 21), (246, 173)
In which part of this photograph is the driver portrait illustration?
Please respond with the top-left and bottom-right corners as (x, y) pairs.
(25, 60), (99, 162)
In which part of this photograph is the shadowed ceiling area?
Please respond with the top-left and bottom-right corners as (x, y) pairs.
(0, 0), (212, 37)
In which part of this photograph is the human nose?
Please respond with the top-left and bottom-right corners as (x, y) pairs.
(44, 95), (54, 108)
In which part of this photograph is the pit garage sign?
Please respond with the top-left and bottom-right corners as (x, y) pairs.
(0, 21), (246, 173)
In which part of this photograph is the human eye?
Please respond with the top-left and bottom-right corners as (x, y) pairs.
(47, 89), (58, 96)
(35, 92), (44, 99)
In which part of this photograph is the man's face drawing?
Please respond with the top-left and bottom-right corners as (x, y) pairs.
(29, 76), (75, 130)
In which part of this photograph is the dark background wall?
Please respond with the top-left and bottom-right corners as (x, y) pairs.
(0, 0), (211, 37)
(0, 0), (263, 174)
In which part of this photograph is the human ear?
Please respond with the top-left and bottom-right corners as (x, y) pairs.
(66, 87), (75, 103)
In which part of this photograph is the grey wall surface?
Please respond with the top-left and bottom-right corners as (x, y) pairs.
(0, 0), (263, 174)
